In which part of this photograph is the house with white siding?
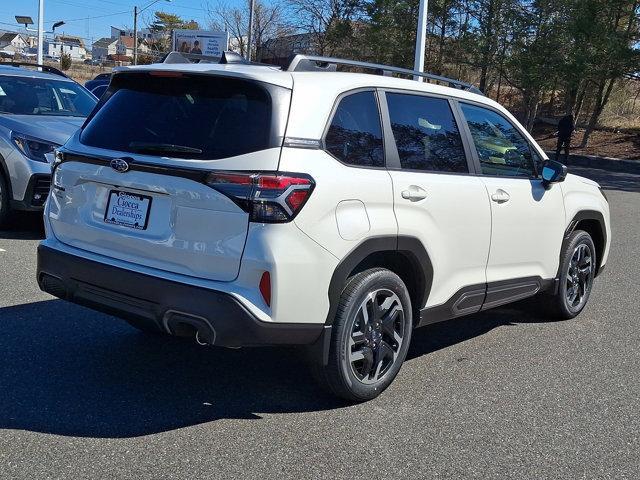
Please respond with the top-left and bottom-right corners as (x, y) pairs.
(45, 35), (87, 60)
(92, 37), (118, 61)
(0, 33), (28, 54)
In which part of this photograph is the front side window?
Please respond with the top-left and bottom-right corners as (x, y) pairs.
(460, 103), (538, 177)
(324, 91), (384, 168)
(386, 93), (468, 173)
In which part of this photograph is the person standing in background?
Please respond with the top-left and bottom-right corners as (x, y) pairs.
(555, 114), (575, 162)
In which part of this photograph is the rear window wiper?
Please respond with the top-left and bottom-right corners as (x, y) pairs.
(128, 142), (203, 155)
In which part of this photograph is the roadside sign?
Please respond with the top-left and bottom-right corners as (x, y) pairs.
(172, 30), (229, 57)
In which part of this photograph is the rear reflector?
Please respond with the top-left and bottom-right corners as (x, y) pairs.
(205, 172), (315, 223)
(285, 189), (309, 211)
(259, 271), (271, 307)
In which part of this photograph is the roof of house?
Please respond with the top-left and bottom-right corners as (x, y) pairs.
(108, 53), (132, 61)
(93, 37), (118, 48)
(118, 36), (136, 49)
(56, 35), (85, 48)
(0, 33), (23, 44)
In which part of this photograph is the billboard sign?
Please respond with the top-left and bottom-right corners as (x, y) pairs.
(172, 29), (229, 57)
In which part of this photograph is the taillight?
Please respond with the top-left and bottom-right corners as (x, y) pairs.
(205, 172), (314, 223)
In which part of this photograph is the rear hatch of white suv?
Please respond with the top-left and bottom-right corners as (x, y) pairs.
(49, 66), (293, 282)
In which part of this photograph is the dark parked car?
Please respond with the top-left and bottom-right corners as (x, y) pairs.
(90, 84), (108, 99)
(84, 72), (110, 92)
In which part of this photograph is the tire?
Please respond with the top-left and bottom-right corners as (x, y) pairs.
(0, 171), (11, 228)
(313, 268), (413, 402)
(545, 230), (597, 319)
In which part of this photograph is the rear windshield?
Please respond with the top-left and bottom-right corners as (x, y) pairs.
(0, 75), (96, 117)
(80, 72), (289, 160)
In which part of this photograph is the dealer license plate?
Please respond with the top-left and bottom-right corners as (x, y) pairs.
(104, 190), (152, 230)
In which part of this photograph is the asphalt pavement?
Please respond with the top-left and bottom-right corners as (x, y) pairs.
(0, 166), (638, 479)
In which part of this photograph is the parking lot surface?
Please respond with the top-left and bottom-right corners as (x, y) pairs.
(0, 166), (638, 479)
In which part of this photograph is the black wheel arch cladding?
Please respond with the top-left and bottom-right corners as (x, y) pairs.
(325, 235), (433, 325)
(561, 210), (607, 276)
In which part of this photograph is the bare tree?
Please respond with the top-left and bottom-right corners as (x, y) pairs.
(286, 0), (362, 55)
(207, 0), (291, 60)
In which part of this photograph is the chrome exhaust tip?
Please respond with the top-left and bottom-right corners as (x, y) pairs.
(163, 310), (216, 346)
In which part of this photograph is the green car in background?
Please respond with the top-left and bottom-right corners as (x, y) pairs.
(466, 117), (535, 177)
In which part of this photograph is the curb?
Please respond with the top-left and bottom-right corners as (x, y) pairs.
(544, 151), (640, 175)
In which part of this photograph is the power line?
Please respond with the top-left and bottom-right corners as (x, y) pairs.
(0, 21), (26, 28)
(94, 0), (208, 13)
(45, 10), (131, 24)
(49, 0), (119, 14)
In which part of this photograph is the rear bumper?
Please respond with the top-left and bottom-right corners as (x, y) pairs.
(36, 245), (324, 347)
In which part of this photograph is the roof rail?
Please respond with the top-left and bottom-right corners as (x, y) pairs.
(287, 55), (483, 95)
(0, 62), (68, 78)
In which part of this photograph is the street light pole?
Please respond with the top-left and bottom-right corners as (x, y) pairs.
(133, 5), (138, 65)
(16, 13), (63, 66)
(37, 0), (44, 65)
(413, 0), (428, 81)
(246, 0), (255, 61)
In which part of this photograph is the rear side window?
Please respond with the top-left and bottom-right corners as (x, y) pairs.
(80, 73), (289, 160)
(386, 93), (468, 173)
(324, 91), (384, 168)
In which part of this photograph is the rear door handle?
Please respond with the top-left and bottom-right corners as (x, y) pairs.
(401, 186), (427, 201)
(491, 189), (510, 204)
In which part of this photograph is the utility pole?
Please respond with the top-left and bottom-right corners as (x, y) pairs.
(246, 0), (255, 61)
(133, 6), (138, 64)
(413, 0), (428, 81)
(37, 0), (44, 65)
(133, 0), (171, 65)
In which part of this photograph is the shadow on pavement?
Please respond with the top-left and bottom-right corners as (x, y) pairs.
(568, 166), (640, 194)
(0, 297), (555, 439)
(0, 299), (343, 438)
(0, 212), (45, 240)
(408, 298), (546, 361)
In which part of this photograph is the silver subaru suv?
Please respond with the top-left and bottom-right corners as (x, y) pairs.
(0, 63), (97, 226)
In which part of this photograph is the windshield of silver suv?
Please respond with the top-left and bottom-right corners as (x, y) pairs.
(0, 75), (96, 117)
(79, 72), (290, 160)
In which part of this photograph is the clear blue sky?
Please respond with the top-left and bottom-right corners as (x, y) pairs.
(0, 0), (224, 44)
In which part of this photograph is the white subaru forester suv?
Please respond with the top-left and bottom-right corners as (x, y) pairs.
(37, 53), (611, 401)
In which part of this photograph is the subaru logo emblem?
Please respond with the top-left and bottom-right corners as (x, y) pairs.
(110, 158), (129, 173)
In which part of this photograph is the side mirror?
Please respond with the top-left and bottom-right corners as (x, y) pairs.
(541, 160), (567, 189)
